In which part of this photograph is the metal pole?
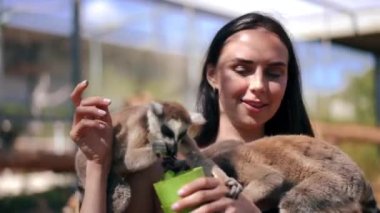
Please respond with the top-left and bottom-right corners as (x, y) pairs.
(70, 0), (81, 119)
(0, 0), (4, 77)
(89, 40), (102, 94)
(71, 0), (81, 88)
(185, 6), (198, 110)
(375, 55), (380, 126)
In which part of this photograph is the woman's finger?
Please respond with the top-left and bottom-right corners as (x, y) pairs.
(178, 177), (221, 197)
(191, 196), (233, 213)
(172, 177), (229, 212)
(172, 187), (227, 212)
(80, 96), (111, 108)
(70, 118), (107, 143)
(75, 105), (108, 120)
(72, 105), (110, 127)
(71, 80), (89, 107)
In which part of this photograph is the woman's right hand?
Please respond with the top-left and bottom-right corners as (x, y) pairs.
(172, 177), (261, 213)
(69, 80), (113, 171)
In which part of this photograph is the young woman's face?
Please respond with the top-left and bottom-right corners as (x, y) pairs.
(208, 28), (288, 132)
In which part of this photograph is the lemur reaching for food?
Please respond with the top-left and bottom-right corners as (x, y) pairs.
(202, 136), (380, 213)
(75, 101), (242, 213)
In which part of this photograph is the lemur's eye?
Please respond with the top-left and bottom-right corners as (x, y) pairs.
(161, 125), (174, 138)
(178, 130), (187, 139)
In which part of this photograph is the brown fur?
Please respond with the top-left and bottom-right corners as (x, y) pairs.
(161, 102), (191, 124)
(75, 101), (197, 213)
(203, 135), (379, 213)
(178, 135), (244, 199)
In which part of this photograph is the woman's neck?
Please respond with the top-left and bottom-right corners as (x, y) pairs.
(215, 115), (264, 143)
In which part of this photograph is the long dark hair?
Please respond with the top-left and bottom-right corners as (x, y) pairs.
(196, 12), (314, 148)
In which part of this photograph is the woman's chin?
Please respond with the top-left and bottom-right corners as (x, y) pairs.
(237, 117), (263, 129)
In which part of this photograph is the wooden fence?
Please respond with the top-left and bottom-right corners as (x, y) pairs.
(313, 122), (380, 145)
(0, 122), (379, 172)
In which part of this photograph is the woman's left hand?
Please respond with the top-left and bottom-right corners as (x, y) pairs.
(171, 177), (261, 213)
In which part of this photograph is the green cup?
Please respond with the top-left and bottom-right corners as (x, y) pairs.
(154, 167), (205, 213)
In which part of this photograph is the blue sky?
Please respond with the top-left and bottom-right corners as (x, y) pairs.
(296, 41), (374, 95)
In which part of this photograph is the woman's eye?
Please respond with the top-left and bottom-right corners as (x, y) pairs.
(233, 65), (249, 74)
(266, 70), (283, 79)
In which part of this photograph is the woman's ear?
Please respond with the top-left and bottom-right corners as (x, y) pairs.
(206, 64), (218, 90)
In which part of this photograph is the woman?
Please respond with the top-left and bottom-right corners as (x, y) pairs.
(70, 12), (314, 212)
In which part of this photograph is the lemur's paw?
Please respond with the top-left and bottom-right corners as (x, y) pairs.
(225, 177), (243, 199)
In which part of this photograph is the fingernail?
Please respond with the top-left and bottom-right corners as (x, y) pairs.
(103, 98), (111, 104)
(98, 109), (106, 116)
(171, 202), (179, 211)
(178, 188), (185, 196)
(81, 80), (88, 86)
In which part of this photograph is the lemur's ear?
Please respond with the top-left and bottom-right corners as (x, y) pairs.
(150, 102), (163, 116)
(190, 112), (206, 125)
(188, 112), (206, 138)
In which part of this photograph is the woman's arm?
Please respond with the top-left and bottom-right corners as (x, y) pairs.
(80, 162), (109, 213)
(69, 80), (113, 213)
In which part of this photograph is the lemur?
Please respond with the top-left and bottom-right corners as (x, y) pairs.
(75, 101), (242, 213)
(202, 136), (380, 213)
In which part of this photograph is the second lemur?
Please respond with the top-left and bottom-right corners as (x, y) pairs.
(202, 136), (380, 212)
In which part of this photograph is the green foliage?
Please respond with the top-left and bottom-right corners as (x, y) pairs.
(312, 69), (376, 125)
(0, 103), (29, 116)
(340, 70), (376, 125)
(0, 101), (71, 120)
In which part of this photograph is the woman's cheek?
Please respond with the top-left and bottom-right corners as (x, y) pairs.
(225, 75), (249, 96)
(268, 80), (287, 108)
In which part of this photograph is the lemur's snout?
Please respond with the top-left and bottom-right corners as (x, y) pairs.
(165, 143), (177, 157)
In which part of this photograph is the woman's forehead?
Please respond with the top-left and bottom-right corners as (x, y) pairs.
(220, 28), (289, 64)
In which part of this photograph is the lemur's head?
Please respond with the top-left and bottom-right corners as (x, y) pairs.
(147, 101), (205, 157)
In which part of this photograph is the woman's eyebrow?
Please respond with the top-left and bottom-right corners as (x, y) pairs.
(268, 61), (287, 67)
(232, 59), (287, 67)
(232, 58), (254, 64)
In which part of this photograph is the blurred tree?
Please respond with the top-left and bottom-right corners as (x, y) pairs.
(339, 69), (376, 125)
(324, 69), (380, 180)
(315, 69), (375, 125)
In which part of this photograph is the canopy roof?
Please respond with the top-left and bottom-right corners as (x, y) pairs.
(3, 0), (380, 54)
(168, 0), (380, 54)
(168, 1), (380, 37)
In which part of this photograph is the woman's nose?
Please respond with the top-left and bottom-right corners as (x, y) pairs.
(248, 71), (266, 93)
